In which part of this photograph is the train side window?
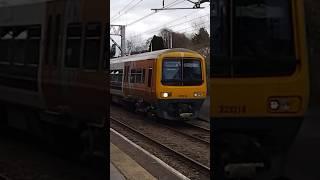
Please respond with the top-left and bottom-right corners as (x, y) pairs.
(65, 23), (82, 68)
(136, 68), (142, 83)
(142, 69), (146, 83)
(83, 23), (101, 70)
(110, 70), (116, 81)
(148, 68), (152, 87)
(13, 27), (27, 65)
(0, 27), (13, 64)
(110, 69), (123, 90)
(117, 70), (123, 82)
(26, 25), (41, 65)
(110, 69), (123, 82)
(130, 69), (136, 83)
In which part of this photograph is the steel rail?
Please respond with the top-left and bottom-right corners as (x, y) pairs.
(110, 116), (210, 173)
(159, 123), (210, 144)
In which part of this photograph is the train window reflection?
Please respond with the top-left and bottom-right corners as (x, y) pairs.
(13, 28), (27, 65)
(162, 60), (182, 83)
(83, 23), (101, 70)
(0, 28), (13, 63)
(45, 16), (52, 65)
(52, 15), (61, 66)
(130, 68), (144, 84)
(233, 0), (294, 57)
(65, 23), (82, 68)
(26, 25), (41, 65)
(211, 0), (296, 77)
(183, 59), (202, 85)
(110, 69), (123, 90)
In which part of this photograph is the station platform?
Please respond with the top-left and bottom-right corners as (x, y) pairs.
(110, 128), (190, 180)
(110, 143), (156, 180)
(110, 163), (126, 180)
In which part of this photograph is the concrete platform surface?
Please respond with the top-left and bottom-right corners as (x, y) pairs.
(110, 163), (126, 180)
(110, 143), (156, 180)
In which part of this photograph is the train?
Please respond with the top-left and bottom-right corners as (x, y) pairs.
(0, 0), (108, 158)
(110, 48), (207, 120)
(211, 0), (309, 179)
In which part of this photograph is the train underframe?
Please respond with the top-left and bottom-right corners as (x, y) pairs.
(0, 101), (107, 162)
(154, 99), (205, 120)
(114, 95), (205, 121)
(213, 117), (303, 180)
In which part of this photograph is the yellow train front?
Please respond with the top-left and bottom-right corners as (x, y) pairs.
(110, 48), (207, 120)
(211, 0), (309, 179)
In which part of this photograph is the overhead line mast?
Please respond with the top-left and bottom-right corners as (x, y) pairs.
(152, 0), (209, 11)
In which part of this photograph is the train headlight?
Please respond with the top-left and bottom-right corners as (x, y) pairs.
(161, 92), (172, 98)
(268, 97), (301, 113)
(194, 92), (203, 97)
(269, 100), (280, 110)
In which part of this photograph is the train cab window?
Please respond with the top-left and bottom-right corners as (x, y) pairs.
(162, 60), (182, 85)
(162, 58), (202, 86)
(26, 26), (41, 65)
(183, 59), (202, 85)
(13, 27), (27, 65)
(65, 23), (82, 68)
(212, 0), (296, 77)
(148, 68), (152, 87)
(83, 23), (101, 70)
(0, 28), (13, 63)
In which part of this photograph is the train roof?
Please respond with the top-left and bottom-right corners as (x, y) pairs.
(0, 1), (48, 26)
(110, 48), (200, 64)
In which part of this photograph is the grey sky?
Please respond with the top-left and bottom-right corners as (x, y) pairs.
(0, 0), (210, 52)
(111, 0), (210, 45)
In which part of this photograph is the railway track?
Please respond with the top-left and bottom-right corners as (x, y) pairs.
(160, 123), (210, 144)
(186, 119), (210, 132)
(110, 116), (210, 179)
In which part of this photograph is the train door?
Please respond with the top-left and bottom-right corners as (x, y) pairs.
(147, 66), (153, 99)
(123, 64), (130, 97)
(41, 0), (65, 111)
(61, 0), (107, 121)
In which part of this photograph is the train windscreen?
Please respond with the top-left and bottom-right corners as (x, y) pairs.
(211, 0), (297, 77)
(162, 58), (202, 86)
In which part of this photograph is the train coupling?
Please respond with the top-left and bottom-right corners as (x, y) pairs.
(225, 162), (265, 179)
